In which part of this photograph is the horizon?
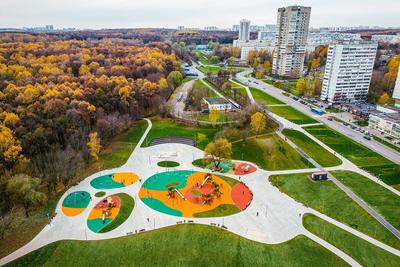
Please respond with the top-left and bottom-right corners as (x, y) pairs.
(0, 0), (399, 30)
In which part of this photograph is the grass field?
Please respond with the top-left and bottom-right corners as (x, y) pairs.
(7, 224), (347, 267)
(232, 134), (313, 170)
(249, 87), (284, 105)
(194, 79), (218, 97)
(374, 136), (400, 152)
(303, 214), (400, 267)
(269, 173), (400, 249)
(197, 112), (239, 123)
(270, 106), (318, 125)
(198, 65), (243, 74)
(262, 79), (297, 94)
(282, 129), (342, 167)
(142, 116), (220, 149)
(331, 170), (400, 231)
(304, 125), (400, 190)
(0, 120), (147, 259)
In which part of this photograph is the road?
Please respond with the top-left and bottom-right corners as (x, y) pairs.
(236, 71), (400, 165)
(237, 69), (400, 240)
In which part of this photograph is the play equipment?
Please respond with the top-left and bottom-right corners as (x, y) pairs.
(139, 171), (253, 218)
(200, 173), (212, 187)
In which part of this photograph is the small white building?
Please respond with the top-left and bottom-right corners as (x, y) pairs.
(203, 97), (232, 111)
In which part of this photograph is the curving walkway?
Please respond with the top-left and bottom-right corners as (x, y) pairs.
(2, 88), (400, 266)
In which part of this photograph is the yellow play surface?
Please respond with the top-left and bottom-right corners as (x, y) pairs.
(112, 172), (139, 186)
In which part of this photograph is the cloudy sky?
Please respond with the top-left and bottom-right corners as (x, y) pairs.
(0, 0), (399, 29)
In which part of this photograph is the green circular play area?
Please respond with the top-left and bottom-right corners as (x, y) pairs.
(90, 174), (124, 189)
(62, 191), (91, 216)
(157, 160), (180, 168)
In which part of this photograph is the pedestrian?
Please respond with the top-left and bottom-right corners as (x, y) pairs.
(239, 176), (241, 181)
(147, 217), (149, 222)
(256, 212), (259, 216)
(299, 213), (301, 217)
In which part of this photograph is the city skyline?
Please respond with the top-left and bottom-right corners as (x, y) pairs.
(0, 0), (399, 29)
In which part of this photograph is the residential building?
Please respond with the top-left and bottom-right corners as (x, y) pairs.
(371, 34), (400, 43)
(393, 67), (400, 107)
(272, 6), (312, 78)
(320, 40), (377, 103)
(258, 31), (276, 42)
(239, 19), (250, 41)
(369, 106), (400, 139)
(203, 97), (232, 111)
(204, 26), (218, 31)
(306, 32), (361, 51)
(238, 41), (274, 60)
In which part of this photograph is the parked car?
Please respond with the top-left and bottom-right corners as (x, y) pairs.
(363, 135), (372, 140)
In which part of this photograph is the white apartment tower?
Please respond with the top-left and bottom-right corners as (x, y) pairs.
(272, 6), (311, 78)
(393, 67), (400, 107)
(320, 41), (377, 103)
(239, 19), (250, 42)
(393, 67), (400, 100)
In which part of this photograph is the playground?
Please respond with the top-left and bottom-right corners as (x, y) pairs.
(192, 159), (257, 175)
(90, 172), (139, 189)
(139, 170), (253, 218)
(87, 195), (121, 233)
(62, 191), (91, 216)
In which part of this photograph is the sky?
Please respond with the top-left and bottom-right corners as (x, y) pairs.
(0, 0), (399, 29)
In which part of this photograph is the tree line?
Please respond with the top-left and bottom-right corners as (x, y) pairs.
(0, 33), (183, 216)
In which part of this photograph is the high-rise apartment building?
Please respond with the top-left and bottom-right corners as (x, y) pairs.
(393, 67), (400, 107)
(320, 40), (378, 103)
(239, 19), (250, 41)
(272, 6), (311, 78)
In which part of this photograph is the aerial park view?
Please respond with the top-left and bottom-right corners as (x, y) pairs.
(0, 0), (399, 266)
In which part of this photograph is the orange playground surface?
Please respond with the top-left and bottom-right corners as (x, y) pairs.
(139, 171), (252, 218)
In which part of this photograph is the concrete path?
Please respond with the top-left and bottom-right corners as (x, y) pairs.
(1, 112), (400, 265)
(229, 78), (254, 103)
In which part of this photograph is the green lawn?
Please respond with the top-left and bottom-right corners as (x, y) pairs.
(250, 87), (284, 105)
(7, 224), (347, 267)
(157, 161), (180, 167)
(374, 136), (400, 153)
(232, 134), (313, 170)
(282, 129), (342, 167)
(269, 173), (400, 249)
(194, 79), (218, 97)
(142, 116), (220, 149)
(99, 193), (134, 233)
(194, 204), (240, 217)
(198, 65), (243, 74)
(197, 112), (239, 123)
(331, 170), (400, 231)
(98, 120), (148, 169)
(304, 125), (400, 190)
(262, 79), (297, 94)
(303, 214), (400, 267)
(270, 106), (318, 125)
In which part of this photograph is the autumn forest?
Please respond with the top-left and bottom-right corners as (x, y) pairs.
(0, 33), (184, 215)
